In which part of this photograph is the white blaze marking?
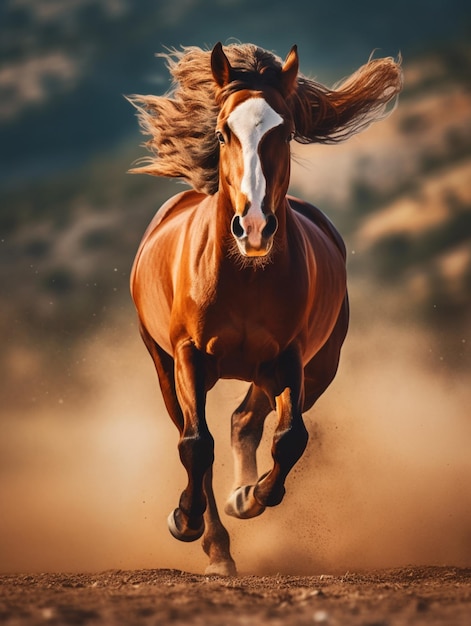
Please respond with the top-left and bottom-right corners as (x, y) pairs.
(227, 98), (283, 245)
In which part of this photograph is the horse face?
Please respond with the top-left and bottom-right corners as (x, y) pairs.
(216, 91), (294, 257)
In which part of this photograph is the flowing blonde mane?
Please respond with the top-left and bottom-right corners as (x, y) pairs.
(129, 43), (402, 195)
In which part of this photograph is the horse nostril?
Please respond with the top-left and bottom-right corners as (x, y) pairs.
(231, 215), (245, 239)
(262, 214), (278, 239)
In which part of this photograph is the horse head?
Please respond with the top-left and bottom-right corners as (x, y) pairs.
(211, 42), (299, 258)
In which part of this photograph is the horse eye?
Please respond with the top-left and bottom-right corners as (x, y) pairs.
(216, 130), (225, 144)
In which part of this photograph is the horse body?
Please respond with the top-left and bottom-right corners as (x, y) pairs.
(129, 41), (402, 575)
(132, 190), (347, 386)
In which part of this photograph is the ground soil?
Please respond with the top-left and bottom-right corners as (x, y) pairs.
(0, 566), (469, 625)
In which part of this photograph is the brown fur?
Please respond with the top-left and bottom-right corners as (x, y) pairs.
(128, 43), (402, 195)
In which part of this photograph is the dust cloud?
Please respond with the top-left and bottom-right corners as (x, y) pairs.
(1, 313), (470, 575)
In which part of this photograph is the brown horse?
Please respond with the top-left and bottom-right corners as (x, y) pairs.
(129, 42), (402, 575)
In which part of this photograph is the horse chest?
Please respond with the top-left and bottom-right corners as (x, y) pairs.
(202, 324), (281, 380)
(204, 320), (279, 359)
(195, 281), (303, 371)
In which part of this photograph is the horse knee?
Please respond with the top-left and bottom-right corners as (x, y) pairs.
(178, 433), (215, 473)
(174, 434), (214, 531)
(272, 419), (309, 469)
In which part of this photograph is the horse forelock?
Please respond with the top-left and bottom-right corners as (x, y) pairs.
(129, 44), (287, 196)
(216, 46), (285, 102)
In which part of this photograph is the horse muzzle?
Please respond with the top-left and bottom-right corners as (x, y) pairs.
(231, 213), (278, 257)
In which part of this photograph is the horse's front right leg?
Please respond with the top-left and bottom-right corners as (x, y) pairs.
(168, 339), (215, 542)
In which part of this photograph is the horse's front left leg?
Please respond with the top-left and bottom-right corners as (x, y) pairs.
(226, 347), (309, 517)
(168, 339), (214, 542)
(255, 347), (308, 507)
(225, 384), (272, 519)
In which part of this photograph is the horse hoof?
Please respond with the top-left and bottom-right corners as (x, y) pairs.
(224, 485), (266, 519)
(167, 508), (204, 542)
(204, 560), (237, 577)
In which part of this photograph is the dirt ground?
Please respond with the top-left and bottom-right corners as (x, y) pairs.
(0, 566), (469, 626)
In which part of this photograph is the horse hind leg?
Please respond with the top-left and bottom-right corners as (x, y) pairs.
(202, 467), (237, 576)
(225, 384), (272, 519)
(302, 296), (349, 412)
(138, 322), (184, 432)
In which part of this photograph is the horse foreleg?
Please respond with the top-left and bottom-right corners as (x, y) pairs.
(253, 384), (308, 507)
(202, 468), (237, 576)
(168, 340), (214, 543)
(226, 349), (308, 517)
(225, 384), (271, 519)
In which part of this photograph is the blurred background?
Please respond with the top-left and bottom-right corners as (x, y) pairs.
(1, 0), (470, 575)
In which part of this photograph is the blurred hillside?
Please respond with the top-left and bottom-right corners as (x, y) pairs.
(2, 0), (470, 185)
(1, 0), (471, 411)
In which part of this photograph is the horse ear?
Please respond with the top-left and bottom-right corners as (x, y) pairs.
(281, 45), (299, 96)
(211, 42), (233, 88)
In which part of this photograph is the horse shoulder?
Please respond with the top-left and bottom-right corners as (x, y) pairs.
(131, 190), (205, 288)
(131, 190), (220, 355)
(138, 189), (206, 246)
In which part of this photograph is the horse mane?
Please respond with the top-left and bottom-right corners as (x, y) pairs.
(128, 44), (402, 195)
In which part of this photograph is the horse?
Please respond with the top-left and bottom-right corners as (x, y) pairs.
(129, 42), (402, 576)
